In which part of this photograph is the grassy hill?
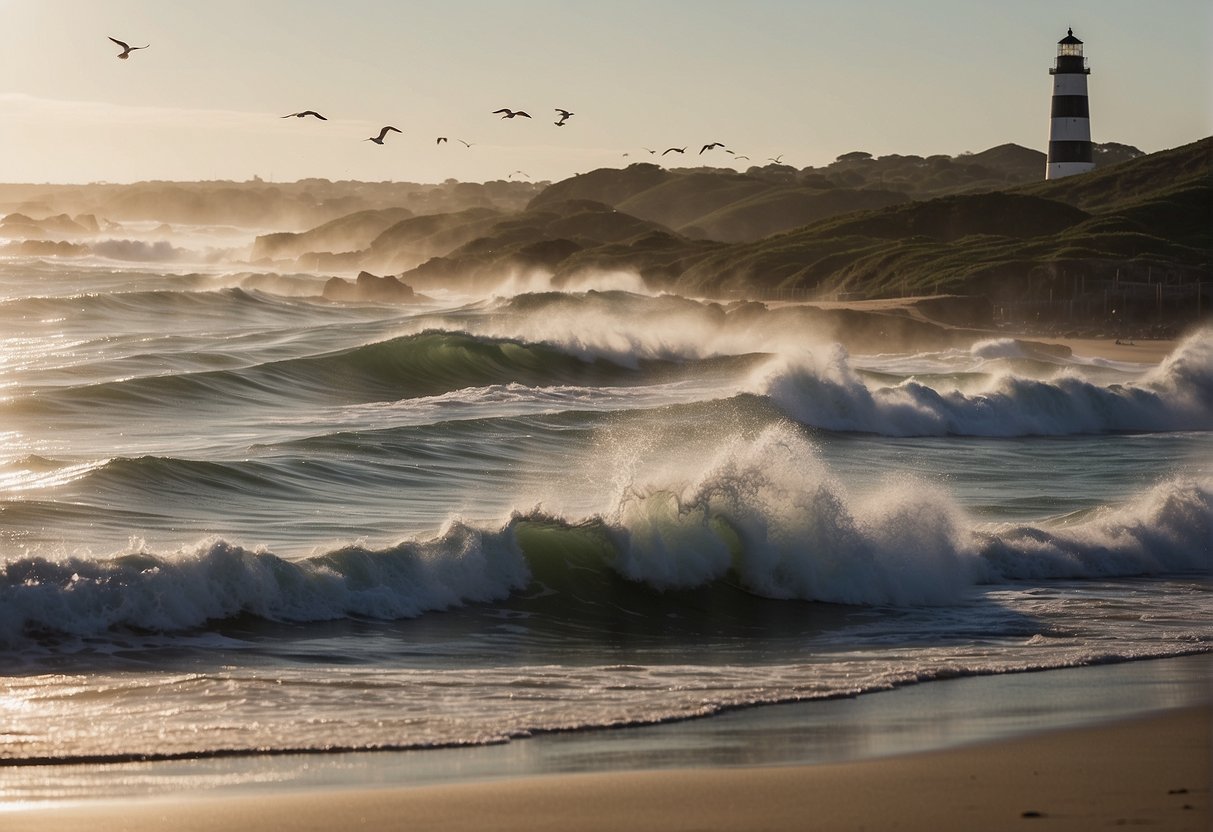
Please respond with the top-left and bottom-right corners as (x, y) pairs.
(7, 138), (1199, 331)
(660, 139), (1210, 326)
(369, 138), (1207, 332)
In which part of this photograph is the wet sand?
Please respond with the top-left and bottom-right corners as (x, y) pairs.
(6, 703), (1207, 832)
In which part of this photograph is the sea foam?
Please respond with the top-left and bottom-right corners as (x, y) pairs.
(754, 329), (1213, 436)
(0, 520), (529, 648)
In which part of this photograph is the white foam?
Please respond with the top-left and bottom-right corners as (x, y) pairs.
(753, 330), (1213, 436)
(0, 519), (529, 648)
(977, 476), (1213, 580)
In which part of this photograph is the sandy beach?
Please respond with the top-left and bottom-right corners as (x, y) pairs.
(6, 703), (1207, 832)
(1033, 335), (1182, 364)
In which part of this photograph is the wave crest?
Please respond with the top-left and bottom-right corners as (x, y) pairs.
(0, 520), (528, 647)
(755, 330), (1213, 436)
(2, 428), (1207, 647)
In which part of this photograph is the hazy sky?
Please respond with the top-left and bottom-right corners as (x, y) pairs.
(2, 0), (1210, 184)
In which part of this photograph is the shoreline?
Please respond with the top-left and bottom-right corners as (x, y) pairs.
(5, 704), (1207, 831)
(3, 654), (1208, 818)
(1022, 333), (1182, 363)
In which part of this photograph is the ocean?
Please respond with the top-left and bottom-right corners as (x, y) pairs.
(0, 232), (1209, 800)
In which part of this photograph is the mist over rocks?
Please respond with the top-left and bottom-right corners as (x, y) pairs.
(0, 212), (99, 238)
(0, 239), (89, 256)
(91, 239), (185, 262)
(0, 177), (544, 232)
(0, 138), (1206, 332)
(252, 207), (415, 261)
(322, 271), (419, 303)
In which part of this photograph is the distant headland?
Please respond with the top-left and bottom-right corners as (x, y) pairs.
(2, 137), (1208, 337)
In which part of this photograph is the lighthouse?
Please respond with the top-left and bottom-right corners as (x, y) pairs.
(1046, 28), (1095, 180)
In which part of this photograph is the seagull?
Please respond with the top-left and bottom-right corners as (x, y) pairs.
(768, 155), (784, 164)
(642, 148), (657, 154)
(734, 155), (750, 161)
(436, 137), (448, 144)
(457, 139), (474, 147)
(282, 111), (327, 120)
(700, 142), (725, 154)
(509, 170), (530, 179)
(108, 37), (148, 59)
(554, 108), (573, 126)
(365, 126), (402, 144)
(661, 147), (686, 155)
(493, 109), (532, 119)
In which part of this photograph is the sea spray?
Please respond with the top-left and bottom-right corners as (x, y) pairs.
(603, 424), (974, 604)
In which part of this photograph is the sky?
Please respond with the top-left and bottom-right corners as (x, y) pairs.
(1, 0), (1210, 184)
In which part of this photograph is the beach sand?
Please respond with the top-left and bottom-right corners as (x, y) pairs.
(6, 704), (1207, 832)
(7, 703), (1203, 832)
(1034, 335), (1181, 364)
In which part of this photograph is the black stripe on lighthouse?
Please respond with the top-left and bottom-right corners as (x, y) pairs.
(1050, 95), (1090, 118)
(1048, 141), (1094, 163)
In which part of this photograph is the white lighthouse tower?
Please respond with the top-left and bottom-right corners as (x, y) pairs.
(1046, 28), (1095, 179)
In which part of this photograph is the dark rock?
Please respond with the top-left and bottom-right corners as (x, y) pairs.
(323, 271), (416, 303)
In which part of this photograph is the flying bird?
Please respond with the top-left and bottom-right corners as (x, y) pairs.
(768, 155), (784, 164)
(108, 37), (148, 59)
(436, 137), (448, 144)
(642, 148), (657, 154)
(554, 108), (573, 126)
(282, 111), (327, 120)
(661, 147), (686, 155)
(457, 139), (474, 147)
(734, 155), (750, 161)
(493, 109), (532, 119)
(700, 142), (725, 154)
(509, 170), (530, 179)
(365, 126), (402, 144)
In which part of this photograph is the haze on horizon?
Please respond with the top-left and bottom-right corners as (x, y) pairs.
(2, 0), (1210, 185)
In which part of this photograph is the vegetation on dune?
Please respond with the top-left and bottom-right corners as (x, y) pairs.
(1, 138), (1207, 329)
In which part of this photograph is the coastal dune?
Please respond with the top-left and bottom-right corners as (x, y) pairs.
(9, 705), (1207, 832)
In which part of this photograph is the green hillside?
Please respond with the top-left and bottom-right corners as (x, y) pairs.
(663, 139), (1210, 324)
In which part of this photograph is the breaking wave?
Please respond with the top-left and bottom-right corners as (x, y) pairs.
(755, 329), (1213, 436)
(3, 425), (1207, 648)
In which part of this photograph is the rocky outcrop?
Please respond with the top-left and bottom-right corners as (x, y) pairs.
(322, 271), (417, 303)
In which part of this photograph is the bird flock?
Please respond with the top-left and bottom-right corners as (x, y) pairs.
(109, 35), (787, 173)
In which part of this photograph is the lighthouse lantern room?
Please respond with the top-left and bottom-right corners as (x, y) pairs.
(1046, 28), (1095, 180)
